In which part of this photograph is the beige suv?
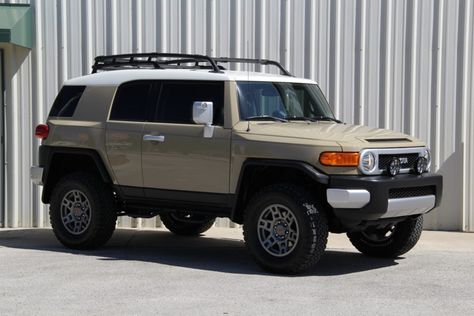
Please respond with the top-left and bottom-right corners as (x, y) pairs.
(31, 53), (442, 274)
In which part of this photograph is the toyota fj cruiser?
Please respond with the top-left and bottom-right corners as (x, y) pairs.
(31, 53), (442, 274)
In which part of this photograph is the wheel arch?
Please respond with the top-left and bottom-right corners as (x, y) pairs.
(40, 146), (113, 203)
(231, 159), (329, 224)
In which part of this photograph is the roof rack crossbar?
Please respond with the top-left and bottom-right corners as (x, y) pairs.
(93, 61), (162, 71)
(91, 53), (223, 73)
(213, 57), (292, 76)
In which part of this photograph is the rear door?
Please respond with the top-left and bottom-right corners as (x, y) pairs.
(105, 81), (155, 197)
(141, 81), (231, 199)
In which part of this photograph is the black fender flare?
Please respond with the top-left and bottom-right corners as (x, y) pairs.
(39, 145), (112, 203)
(230, 158), (329, 222)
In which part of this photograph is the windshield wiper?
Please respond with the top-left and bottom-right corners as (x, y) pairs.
(313, 116), (343, 123)
(285, 115), (343, 123)
(246, 115), (288, 122)
(285, 116), (317, 122)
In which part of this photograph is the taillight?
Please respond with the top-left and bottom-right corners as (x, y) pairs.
(35, 124), (49, 139)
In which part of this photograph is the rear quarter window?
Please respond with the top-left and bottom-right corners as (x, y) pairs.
(49, 85), (86, 117)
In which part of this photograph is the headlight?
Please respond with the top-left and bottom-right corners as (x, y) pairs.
(422, 148), (431, 171)
(361, 151), (375, 172)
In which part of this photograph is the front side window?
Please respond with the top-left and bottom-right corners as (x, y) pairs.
(49, 85), (86, 117)
(236, 81), (334, 120)
(154, 81), (224, 125)
(110, 81), (153, 121)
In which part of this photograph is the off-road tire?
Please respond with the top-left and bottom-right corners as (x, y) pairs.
(160, 213), (215, 236)
(347, 215), (424, 258)
(243, 184), (329, 274)
(49, 173), (117, 250)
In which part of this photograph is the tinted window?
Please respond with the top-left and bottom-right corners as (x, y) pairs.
(155, 82), (224, 125)
(49, 86), (86, 117)
(110, 81), (152, 121)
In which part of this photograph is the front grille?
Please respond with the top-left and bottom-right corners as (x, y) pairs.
(389, 186), (436, 199)
(378, 153), (419, 170)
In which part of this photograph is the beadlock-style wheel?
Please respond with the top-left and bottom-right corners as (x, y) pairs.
(60, 190), (92, 235)
(50, 173), (117, 250)
(257, 204), (299, 257)
(243, 184), (329, 274)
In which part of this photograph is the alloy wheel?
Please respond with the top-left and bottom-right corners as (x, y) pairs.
(257, 204), (299, 257)
(60, 190), (92, 235)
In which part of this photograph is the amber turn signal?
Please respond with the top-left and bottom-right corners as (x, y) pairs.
(319, 152), (360, 167)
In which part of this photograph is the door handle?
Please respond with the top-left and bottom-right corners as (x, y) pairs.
(143, 134), (165, 142)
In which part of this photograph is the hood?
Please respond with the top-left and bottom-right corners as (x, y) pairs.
(235, 121), (425, 149)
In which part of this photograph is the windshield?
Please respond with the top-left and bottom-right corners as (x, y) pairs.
(236, 81), (334, 121)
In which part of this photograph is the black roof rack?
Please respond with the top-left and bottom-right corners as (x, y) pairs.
(91, 53), (292, 76)
(92, 53), (223, 74)
(214, 57), (292, 76)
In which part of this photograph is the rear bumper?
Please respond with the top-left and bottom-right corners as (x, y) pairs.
(30, 166), (44, 185)
(327, 173), (442, 223)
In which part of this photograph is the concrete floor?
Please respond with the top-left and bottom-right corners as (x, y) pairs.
(0, 228), (473, 315)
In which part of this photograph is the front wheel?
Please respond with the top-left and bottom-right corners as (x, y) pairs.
(160, 212), (215, 236)
(243, 184), (329, 274)
(347, 215), (424, 258)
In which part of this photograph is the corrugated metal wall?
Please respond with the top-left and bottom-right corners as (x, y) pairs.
(0, 0), (473, 231)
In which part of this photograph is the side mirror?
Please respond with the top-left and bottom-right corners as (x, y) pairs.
(193, 101), (213, 125)
(192, 101), (214, 138)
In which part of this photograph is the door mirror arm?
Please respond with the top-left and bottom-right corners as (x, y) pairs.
(203, 123), (215, 138)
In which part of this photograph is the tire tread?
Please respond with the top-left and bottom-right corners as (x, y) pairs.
(347, 216), (423, 258)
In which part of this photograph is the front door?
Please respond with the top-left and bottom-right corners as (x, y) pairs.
(141, 81), (231, 201)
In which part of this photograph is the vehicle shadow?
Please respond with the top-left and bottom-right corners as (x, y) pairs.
(0, 229), (399, 276)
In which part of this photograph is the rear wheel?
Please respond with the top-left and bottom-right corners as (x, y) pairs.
(347, 215), (423, 258)
(160, 212), (215, 236)
(49, 173), (117, 250)
(243, 184), (328, 274)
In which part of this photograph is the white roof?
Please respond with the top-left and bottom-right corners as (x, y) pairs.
(64, 69), (318, 86)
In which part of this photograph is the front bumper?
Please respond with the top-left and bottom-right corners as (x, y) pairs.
(30, 166), (44, 185)
(327, 173), (442, 223)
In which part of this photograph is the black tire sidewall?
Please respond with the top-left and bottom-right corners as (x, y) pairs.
(50, 174), (115, 248)
(244, 185), (328, 273)
(348, 215), (423, 258)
